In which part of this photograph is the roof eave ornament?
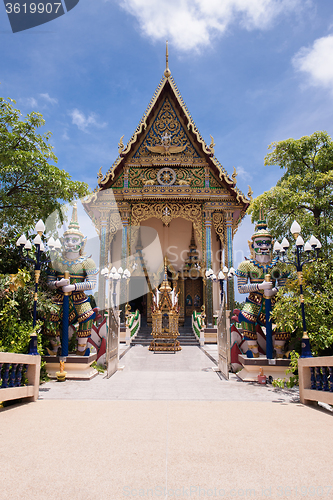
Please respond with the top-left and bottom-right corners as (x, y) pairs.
(164, 40), (171, 78)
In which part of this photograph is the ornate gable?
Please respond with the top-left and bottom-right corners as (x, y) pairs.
(88, 58), (250, 218)
(132, 97), (200, 160)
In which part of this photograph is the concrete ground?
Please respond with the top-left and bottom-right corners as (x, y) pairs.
(1, 345), (332, 500)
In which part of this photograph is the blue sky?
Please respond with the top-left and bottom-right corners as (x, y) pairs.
(2, 0), (333, 270)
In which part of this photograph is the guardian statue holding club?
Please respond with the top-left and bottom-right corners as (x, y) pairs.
(46, 204), (98, 356)
(234, 209), (290, 358)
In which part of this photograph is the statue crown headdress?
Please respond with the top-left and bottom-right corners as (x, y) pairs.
(251, 203), (272, 239)
(63, 203), (84, 239)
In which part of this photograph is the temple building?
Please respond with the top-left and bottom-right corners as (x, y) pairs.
(84, 46), (250, 329)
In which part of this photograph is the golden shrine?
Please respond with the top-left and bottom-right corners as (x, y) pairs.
(150, 257), (181, 352)
(83, 44), (250, 332)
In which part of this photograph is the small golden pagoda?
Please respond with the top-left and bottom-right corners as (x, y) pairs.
(149, 257), (181, 351)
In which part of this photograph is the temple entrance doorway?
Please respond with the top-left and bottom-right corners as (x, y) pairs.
(184, 277), (203, 319)
(128, 277), (148, 326)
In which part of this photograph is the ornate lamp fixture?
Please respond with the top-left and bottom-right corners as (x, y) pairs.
(16, 220), (62, 354)
(273, 220), (321, 358)
(206, 266), (236, 304)
(101, 265), (133, 310)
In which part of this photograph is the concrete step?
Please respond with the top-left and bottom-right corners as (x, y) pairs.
(132, 324), (200, 347)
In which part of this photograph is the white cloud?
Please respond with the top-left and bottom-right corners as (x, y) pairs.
(69, 109), (107, 132)
(62, 128), (69, 140)
(293, 35), (333, 91)
(236, 165), (252, 181)
(40, 93), (58, 105)
(19, 97), (38, 108)
(118, 0), (301, 51)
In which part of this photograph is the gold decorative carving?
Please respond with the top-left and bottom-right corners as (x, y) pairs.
(146, 132), (187, 155)
(142, 178), (155, 186)
(134, 98), (199, 158)
(118, 135), (125, 155)
(176, 168), (192, 185)
(212, 212), (225, 244)
(209, 172), (225, 189)
(112, 173), (124, 188)
(209, 135), (215, 155)
(186, 168), (204, 187)
(131, 202), (203, 249)
(129, 225), (140, 256)
(129, 167), (157, 188)
(232, 166), (237, 183)
(128, 167), (204, 189)
(97, 166), (103, 184)
(108, 210), (122, 245)
(247, 185), (253, 200)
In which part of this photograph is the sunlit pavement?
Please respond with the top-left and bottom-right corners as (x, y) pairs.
(1, 345), (332, 500)
(39, 345), (299, 402)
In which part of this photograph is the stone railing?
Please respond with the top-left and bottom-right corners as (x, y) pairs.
(121, 309), (140, 345)
(298, 356), (333, 406)
(0, 352), (41, 403)
(128, 310), (140, 344)
(192, 310), (204, 346)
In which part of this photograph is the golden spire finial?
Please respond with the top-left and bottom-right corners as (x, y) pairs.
(164, 41), (171, 78)
(247, 185), (253, 201)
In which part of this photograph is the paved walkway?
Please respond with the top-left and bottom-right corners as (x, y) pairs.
(39, 345), (299, 402)
(1, 345), (332, 500)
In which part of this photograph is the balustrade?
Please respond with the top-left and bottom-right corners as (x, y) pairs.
(298, 356), (333, 406)
(0, 353), (40, 403)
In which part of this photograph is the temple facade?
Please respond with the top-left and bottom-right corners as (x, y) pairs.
(84, 51), (250, 329)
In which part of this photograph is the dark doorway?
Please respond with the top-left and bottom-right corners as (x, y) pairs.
(185, 277), (203, 317)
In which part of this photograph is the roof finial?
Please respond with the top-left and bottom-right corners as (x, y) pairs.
(164, 41), (171, 78)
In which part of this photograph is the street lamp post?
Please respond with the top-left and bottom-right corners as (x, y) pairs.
(101, 266), (132, 312)
(205, 266), (236, 306)
(273, 220), (321, 358)
(16, 221), (62, 355)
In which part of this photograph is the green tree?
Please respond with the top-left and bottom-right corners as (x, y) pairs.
(250, 131), (333, 256)
(0, 96), (91, 363)
(272, 260), (333, 356)
(250, 131), (333, 355)
(0, 96), (90, 233)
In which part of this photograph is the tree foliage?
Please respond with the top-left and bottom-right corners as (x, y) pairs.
(0, 96), (90, 233)
(0, 269), (57, 354)
(0, 96), (90, 365)
(250, 131), (333, 356)
(250, 131), (333, 257)
(272, 260), (333, 356)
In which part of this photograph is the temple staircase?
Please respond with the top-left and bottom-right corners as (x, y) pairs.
(131, 324), (154, 346)
(131, 317), (199, 347)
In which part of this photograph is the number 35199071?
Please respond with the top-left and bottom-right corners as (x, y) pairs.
(5, 3), (62, 14)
